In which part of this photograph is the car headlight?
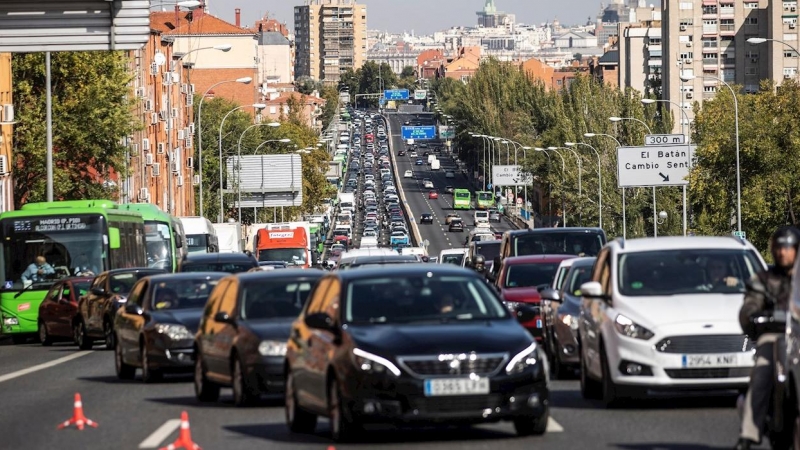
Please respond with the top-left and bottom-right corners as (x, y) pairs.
(505, 342), (539, 374)
(258, 340), (287, 356)
(155, 324), (193, 341)
(502, 301), (517, 312)
(352, 348), (401, 377)
(3, 317), (19, 326)
(560, 313), (579, 331)
(614, 314), (654, 340)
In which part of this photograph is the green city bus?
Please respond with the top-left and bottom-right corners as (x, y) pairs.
(453, 189), (472, 210)
(0, 200), (147, 343)
(120, 203), (187, 272)
(475, 191), (494, 210)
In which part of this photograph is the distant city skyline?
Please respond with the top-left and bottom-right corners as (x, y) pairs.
(201, 0), (662, 35)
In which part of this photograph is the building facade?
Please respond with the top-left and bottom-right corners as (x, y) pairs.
(294, 0), (367, 84)
(0, 53), (12, 212)
(262, 91), (326, 132)
(258, 31), (294, 87)
(618, 23), (662, 96)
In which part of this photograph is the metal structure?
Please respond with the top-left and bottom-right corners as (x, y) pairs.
(226, 154), (303, 208)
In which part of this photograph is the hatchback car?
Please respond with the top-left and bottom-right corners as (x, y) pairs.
(284, 265), (548, 441)
(445, 186), (455, 194)
(423, 179), (434, 189)
(38, 277), (94, 346)
(404, 170), (413, 178)
(449, 219), (464, 232)
(488, 209), (502, 223)
(115, 272), (225, 382)
(194, 271), (324, 405)
(415, 159), (424, 165)
(420, 213), (434, 224)
(428, 191), (439, 199)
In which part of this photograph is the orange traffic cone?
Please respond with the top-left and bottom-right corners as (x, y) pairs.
(57, 393), (98, 430)
(159, 411), (201, 450)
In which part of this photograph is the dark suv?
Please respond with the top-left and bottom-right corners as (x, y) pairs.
(178, 253), (258, 273)
(420, 213), (434, 224)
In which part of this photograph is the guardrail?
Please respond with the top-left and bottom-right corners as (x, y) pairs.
(383, 113), (423, 248)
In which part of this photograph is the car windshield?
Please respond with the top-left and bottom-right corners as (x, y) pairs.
(474, 242), (500, 260)
(564, 263), (595, 298)
(110, 272), (156, 295)
(258, 248), (307, 266)
(151, 278), (220, 310)
(441, 254), (465, 265)
(505, 262), (562, 288)
(182, 263), (254, 274)
(514, 231), (605, 257)
(618, 249), (763, 296)
(240, 279), (315, 320)
(345, 275), (508, 324)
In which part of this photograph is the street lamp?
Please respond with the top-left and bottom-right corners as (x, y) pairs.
(235, 122), (281, 222)
(656, 211), (668, 237)
(550, 146), (583, 225)
(680, 73), (741, 234)
(585, 132), (628, 238)
(566, 142), (602, 229)
(217, 102), (266, 222)
(196, 76), (252, 217)
(748, 37), (800, 79)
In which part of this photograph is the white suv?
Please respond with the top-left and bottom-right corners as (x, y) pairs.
(578, 236), (766, 406)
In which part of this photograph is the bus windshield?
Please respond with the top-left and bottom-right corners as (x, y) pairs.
(1, 215), (105, 290)
(144, 221), (173, 269)
(477, 192), (493, 201)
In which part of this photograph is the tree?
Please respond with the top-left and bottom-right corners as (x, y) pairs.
(400, 66), (416, 78)
(295, 76), (322, 95)
(319, 84), (340, 130)
(12, 51), (138, 205)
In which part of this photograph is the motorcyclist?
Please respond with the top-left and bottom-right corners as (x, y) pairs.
(473, 255), (487, 276)
(735, 226), (800, 450)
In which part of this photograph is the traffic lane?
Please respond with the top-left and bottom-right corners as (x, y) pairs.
(0, 340), (91, 379)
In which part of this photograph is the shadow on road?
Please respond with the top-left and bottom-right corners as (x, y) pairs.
(614, 444), (730, 450)
(549, 387), (737, 411)
(147, 394), (285, 409)
(78, 374), (191, 385)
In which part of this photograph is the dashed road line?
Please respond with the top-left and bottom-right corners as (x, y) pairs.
(138, 419), (182, 448)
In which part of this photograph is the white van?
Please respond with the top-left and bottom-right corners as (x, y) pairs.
(473, 210), (489, 226)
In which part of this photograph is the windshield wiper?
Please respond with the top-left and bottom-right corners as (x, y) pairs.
(14, 281), (49, 298)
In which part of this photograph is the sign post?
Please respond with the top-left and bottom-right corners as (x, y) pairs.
(413, 90), (427, 100)
(491, 165), (533, 187)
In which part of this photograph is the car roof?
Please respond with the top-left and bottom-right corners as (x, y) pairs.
(333, 263), (477, 280)
(100, 267), (167, 276)
(503, 254), (578, 265)
(181, 253), (257, 263)
(609, 236), (756, 253)
(232, 270), (325, 283)
(504, 227), (605, 238)
(146, 272), (228, 282)
(556, 256), (596, 269)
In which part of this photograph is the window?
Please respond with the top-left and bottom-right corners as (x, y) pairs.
(746, 67), (757, 75)
(702, 5), (717, 14)
(679, 2), (693, 9)
(703, 85), (718, 93)
(702, 37), (718, 48)
(680, 52), (694, 60)
(744, 2), (759, 8)
(680, 19), (694, 26)
(784, 67), (798, 77)
(745, 17), (758, 25)
(785, 51), (798, 58)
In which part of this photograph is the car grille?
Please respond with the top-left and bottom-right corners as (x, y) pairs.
(398, 354), (506, 378)
(409, 395), (503, 414)
(655, 335), (753, 354)
(664, 367), (751, 379)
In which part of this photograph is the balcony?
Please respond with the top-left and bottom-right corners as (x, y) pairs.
(703, 58), (719, 66)
(703, 25), (719, 34)
(720, 24), (736, 33)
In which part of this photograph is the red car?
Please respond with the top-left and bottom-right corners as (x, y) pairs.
(428, 190), (439, 199)
(493, 255), (574, 341)
(37, 277), (94, 345)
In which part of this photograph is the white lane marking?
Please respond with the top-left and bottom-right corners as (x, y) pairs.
(0, 350), (93, 384)
(547, 417), (564, 433)
(138, 419), (182, 448)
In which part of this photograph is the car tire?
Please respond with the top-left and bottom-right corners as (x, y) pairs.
(75, 320), (93, 350)
(115, 338), (136, 380)
(140, 343), (162, 383)
(103, 318), (115, 350)
(233, 356), (259, 407)
(580, 349), (602, 400)
(194, 354), (220, 402)
(329, 376), (360, 442)
(600, 346), (623, 408)
(285, 371), (317, 433)
(38, 321), (52, 346)
(513, 405), (549, 436)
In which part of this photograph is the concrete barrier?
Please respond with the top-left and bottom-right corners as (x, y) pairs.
(383, 114), (423, 248)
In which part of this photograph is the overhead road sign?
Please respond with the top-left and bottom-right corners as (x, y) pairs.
(645, 134), (686, 146)
(384, 89), (409, 100)
(492, 165), (533, 186)
(401, 126), (436, 140)
(439, 125), (455, 139)
(414, 90), (427, 100)
(617, 145), (696, 187)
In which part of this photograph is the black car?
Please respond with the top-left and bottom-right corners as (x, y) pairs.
(114, 272), (226, 382)
(76, 268), (167, 350)
(420, 213), (434, 224)
(194, 271), (324, 406)
(178, 253), (258, 273)
(449, 219), (464, 232)
(398, 150), (406, 156)
(445, 186), (455, 194)
(285, 265), (548, 442)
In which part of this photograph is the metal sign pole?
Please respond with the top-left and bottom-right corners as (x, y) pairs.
(46, 52), (53, 202)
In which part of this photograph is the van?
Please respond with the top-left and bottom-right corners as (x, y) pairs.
(427, 154), (436, 164)
(473, 210), (489, 226)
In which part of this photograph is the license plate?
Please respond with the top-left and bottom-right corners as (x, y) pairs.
(682, 353), (740, 368)
(424, 378), (490, 396)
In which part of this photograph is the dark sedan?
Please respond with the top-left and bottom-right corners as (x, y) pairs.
(38, 277), (93, 346)
(114, 272), (225, 382)
(285, 265), (549, 442)
(194, 271), (324, 405)
(178, 252), (258, 273)
(449, 219), (464, 232)
(420, 213), (434, 224)
(75, 268), (166, 350)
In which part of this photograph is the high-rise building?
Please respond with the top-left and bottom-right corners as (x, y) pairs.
(294, 0), (367, 84)
(476, 0), (515, 29)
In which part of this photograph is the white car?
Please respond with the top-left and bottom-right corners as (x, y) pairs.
(473, 210), (489, 225)
(445, 171), (455, 178)
(423, 180), (434, 189)
(409, 151), (418, 157)
(578, 236), (766, 406)
(404, 170), (413, 178)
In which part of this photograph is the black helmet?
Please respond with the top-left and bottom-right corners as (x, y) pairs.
(771, 226), (800, 250)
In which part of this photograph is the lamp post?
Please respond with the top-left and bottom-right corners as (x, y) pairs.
(196, 76), (252, 217)
(550, 146), (583, 225)
(217, 103), (265, 222)
(748, 37), (800, 79)
(566, 141), (602, 229)
(536, 147), (567, 226)
(642, 98), (691, 236)
(236, 124), (283, 222)
(470, 133), (489, 190)
(585, 132), (627, 238)
(680, 73), (741, 234)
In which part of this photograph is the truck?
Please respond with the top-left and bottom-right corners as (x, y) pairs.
(179, 216), (219, 254)
(431, 159), (440, 171)
(337, 192), (355, 213)
(266, 222), (316, 262)
(212, 222), (244, 253)
(255, 227), (310, 268)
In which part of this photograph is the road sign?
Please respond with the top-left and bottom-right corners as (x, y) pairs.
(414, 90), (427, 100)
(491, 165), (533, 186)
(616, 145), (695, 187)
(401, 126), (436, 140)
(645, 134), (686, 146)
(733, 231), (747, 240)
(439, 125), (455, 139)
(384, 89), (409, 100)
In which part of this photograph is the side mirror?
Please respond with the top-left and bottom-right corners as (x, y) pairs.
(540, 288), (562, 302)
(305, 312), (337, 333)
(124, 303), (143, 315)
(581, 281), (608, 301)
(514, 304), (540, 324)
(174, 233), (183, 249)
(91, 287), (106, 296)
(214, 311), (236, 325)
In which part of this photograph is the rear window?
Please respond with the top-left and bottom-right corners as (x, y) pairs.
(110, 272), (158, 295)
(513, 232), (605, 257)
(474, 243), (500, 260)
(182, 263), (254, 274)
(240, 279), (316, 320)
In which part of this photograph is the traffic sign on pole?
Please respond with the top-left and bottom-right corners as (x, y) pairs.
(414, 90), (427, 100)
(491, 165), (533, 186)
(645, 134), (686, 146)
(401, 126), (436, 140)
(616, 145), (696, 187)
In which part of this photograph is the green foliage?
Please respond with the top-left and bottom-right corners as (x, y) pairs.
(12, 51), (138, 205)
(319, 84), (340, 130)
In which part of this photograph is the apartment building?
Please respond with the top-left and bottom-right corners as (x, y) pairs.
(618, 23), (662, 96)
(294, 0), (367, 84)
(0, 53), (12, 212)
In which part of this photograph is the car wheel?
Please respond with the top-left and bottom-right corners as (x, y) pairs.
(580, 349), (602, 400)
(233, 356), (259, 407)
(285, 371), (317, 433)
(103, 318), (115, 350)
(329, 376), (360, 442)
(38, 321), (52, 346)
(194, 354), (220, 402)
(140, 343), (162, 383)
(75, 320), (93, 350)
(513, 405), (549, 436)
(115, 337), (136, 380)
(600, 346), (623, 408)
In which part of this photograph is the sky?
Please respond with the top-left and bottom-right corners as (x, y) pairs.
(200, 0), (660, 35)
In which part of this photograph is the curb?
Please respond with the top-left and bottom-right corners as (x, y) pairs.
(384, 114), (423, 248)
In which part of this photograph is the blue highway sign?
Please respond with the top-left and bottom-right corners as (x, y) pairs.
(384, 89), (410, 100)
(401, 126), (436, 140)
